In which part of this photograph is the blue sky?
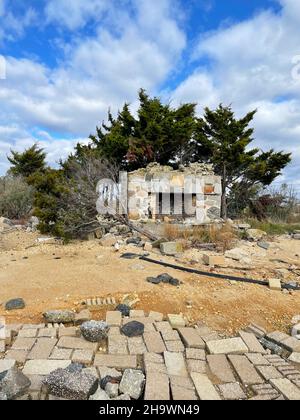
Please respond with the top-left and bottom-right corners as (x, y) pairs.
(0, 0), (299, 193)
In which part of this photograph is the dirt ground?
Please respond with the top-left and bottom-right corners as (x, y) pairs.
(0, 229), (300, 335)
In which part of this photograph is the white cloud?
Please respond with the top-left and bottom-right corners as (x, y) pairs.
(0, 0), (186, 174)
(171, 0), (300, 187)
(0, 1), (37, 43)
(45, 0), (111, 30)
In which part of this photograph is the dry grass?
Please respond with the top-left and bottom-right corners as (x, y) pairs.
(163, 222), (237, 252)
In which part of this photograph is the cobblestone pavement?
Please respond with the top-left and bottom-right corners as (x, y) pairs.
(1, 311), (300, 400)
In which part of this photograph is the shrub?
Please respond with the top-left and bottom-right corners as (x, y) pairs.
(0, 176), (34, 219)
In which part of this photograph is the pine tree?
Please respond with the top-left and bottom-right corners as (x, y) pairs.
(8, 144), (46, 178)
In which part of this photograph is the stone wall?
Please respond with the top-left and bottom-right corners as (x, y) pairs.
(127, 163), (222, 223)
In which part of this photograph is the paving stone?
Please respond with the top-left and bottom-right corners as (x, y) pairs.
(207, 355), (236, 383)
(83, 367), (99, 378)
(164, 351), (189, 377)
(169, 375), (194, 390)
(143, 332), (166, 353)
(27, 338), (57, 360)
(128, 337), (147, 355)
(144, 361), (168, 375)
(207, 338), (248, 355)
(143, 352), (164, 365)
(5, 350), (28, 364)
(256, 365), (283, 380)
(270, 378), (300, 400)
(0, 359), (16, 374)
(178, 328), (205, 349)
(18, 329), (38, 338)
(74, 310), (91, 325)
(72, 350), (94, 365)
(22, 324), (45, 330)
(144, 372), (170, 400)
(165, 341), (185, 353)
(228, 355), (264, 385)
(268, 278), (282, 291)
(245, 324), (266, 339)
(27, 375), (45, 392)
(187, 359), (207, 374)
(148, 311), (164, 322)
(12, 337), (36, 351)
(108, 327), (121, 337)
(245, 353), (270, 366)
(23, 360), (71, 376)
(218, 382), (247, 400)
(57, 336), (98, 352)
(167, 314), (186, 329)
(38, 328), (57, 338)
(186, 348), (206, 361)
(251, 383), (279, 398)
(108, 335), (128, 355)
(106, 311), (122, 327)
(58, 327), (80, 338)
(239, 331), (266, 354)
(130, 310), (145, 318)
(280, 336), (300, 353)
(171, 385), (198, 400)
(94, 354), (137, 369)
(288, 353), (300, 364)
(161, 330), (181, 341)
(155, 321), (173, 333)
(0, 340), (5, 353)
(266, 331), (290, 345)
(191, 372), (221, 401)
(50, 348), (73, 360)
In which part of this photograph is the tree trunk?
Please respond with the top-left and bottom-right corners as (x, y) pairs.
(221, 164), (227, 220)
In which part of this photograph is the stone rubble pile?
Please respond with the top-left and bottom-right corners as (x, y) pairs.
(1, 309), (300, 401)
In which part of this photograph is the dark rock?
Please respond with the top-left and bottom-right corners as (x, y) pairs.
(120, 253), (139, 260)
(0, 367), (31, 400)
(121, 321), (144, 338)
(5, 298), (25, 311)
(126, 237), (141, 245)
(257, 241), (270, 250)
(147, 274), (180, 287)
(43, 368), (98, 400)
(147, 277), (161, 285)
(66, 363), (84, 373)
(116, 304), (131, 317)
(80, 321), (109, 342)
(100, 375), (121, 390)
(169, 278), (180, 286)
(157, 273), (174, 283)
(43, 310), (75, 324)
(259, 338), (286, 357)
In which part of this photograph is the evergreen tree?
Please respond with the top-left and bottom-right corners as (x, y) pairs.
(194, 105), (291, 218)
(8, 144), (46, 178)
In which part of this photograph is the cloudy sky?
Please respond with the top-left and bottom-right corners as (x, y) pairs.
(0, 0), (299, 192)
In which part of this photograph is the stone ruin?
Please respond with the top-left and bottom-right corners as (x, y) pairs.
(127, 163), (222, 224)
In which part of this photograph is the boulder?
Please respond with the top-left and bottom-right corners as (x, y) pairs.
(0, 367), (31, 400)
(5, 298), (25, 311)
(119, 369), (145, 400)
(80, 321), (109, 342)
(105, 382), (119, 398)
(43, 368), (98, 400)
(121, 321), (145, 338)
(43, 310), (75, 324)
(246, 229), (267, 242)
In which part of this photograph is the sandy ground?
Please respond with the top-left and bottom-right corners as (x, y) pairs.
(0, 229), (300, 335)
